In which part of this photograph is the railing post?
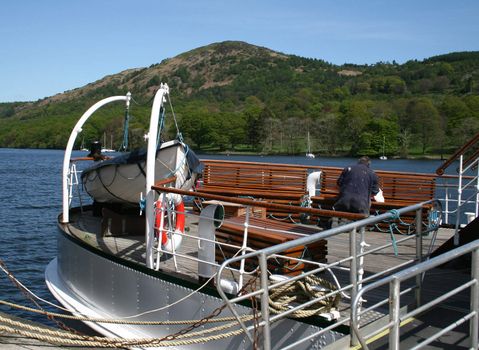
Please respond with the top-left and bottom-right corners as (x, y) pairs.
(455, 155), (464, 245)
(350, 227), (359, 347)
(470, 248), (479, 350)
(476, 164), (479, 217)
(389, 278), (401, 350)
(444, 183), (450, 225)
(415, 207), (423, 307)
(238, 207), (251, 290)
(259, 252), (271, 350)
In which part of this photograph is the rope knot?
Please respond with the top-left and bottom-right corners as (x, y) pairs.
(389, 209), (400, 220)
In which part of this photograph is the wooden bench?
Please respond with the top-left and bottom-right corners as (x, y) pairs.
(196, 160), (437, 232)
(198, 160), (309, 218)
(215, 217), (327, 276)
(311, 167), (437, 233)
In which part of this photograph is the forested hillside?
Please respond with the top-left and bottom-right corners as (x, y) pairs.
(1, 41), (479, 157)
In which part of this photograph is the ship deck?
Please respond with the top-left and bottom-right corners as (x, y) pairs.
(64, 207), (471, 338)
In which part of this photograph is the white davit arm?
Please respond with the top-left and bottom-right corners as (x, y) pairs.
(61, 94), (131, 223)
(145, 83), (169, 269)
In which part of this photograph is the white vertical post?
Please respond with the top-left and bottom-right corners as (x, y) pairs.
(470, 248), (479, 350)
(357, 226), (366, 323)
(415, 208), (423, 307)
(444, 185), (450, 225)
(389, 278), (401, 350)
(259, 252), (271, 350)
(238, 206), (251, 290)
(475, 163), (479, 217)
(145, 84), (169, 269)
(350, 227), (358, 347)
(61, 95), (129, 223)
(454, 155), (464, 245)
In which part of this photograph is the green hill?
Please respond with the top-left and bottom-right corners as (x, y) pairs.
(1, 41), (479, 157)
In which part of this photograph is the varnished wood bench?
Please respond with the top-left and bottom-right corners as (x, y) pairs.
(371, 172), (437, 233)
(311, 167), (437, 233)
(215, 217), (327, 275)
(198, 160), (309, 218)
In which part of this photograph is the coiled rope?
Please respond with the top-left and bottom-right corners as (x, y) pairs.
(268, 275), (340, 318)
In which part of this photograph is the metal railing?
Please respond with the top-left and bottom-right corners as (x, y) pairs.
(351, 238), (479, 350)
(435, 177), (478, 226)
(435, 131), (479, 233)
(213, 201), (439, 349)
(452, 155), (479, 244)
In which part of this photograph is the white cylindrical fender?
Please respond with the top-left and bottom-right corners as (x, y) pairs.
(307, 171), (322, 197)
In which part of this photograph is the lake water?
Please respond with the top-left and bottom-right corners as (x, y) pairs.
(0, 148), (450, 327)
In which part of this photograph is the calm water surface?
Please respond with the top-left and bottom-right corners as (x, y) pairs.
(0, 148), (448, 326)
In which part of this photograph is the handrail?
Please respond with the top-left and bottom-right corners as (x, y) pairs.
(154, 176), (176, 187)
(436, 131), (479, 175)
(215, 201), (430, 272)
(151, 184), (452, 349)
(152, 185), (367, 221)
(463, 147), (479, 172)
(212, 201), (433, 349)
(351, 239), (479, 350)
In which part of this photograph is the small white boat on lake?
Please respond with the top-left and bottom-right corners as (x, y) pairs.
(306, 131), (315, 158)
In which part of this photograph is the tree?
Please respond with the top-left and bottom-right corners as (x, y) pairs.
(440, 96), (470, 134)
(244, 96), (264, 151)
(398, 129), (412, 158)
(363, 118), (399, 156)
(338, 100), (373, 155)
(178, 105), (215, 150)
(406, 98), (443, 154)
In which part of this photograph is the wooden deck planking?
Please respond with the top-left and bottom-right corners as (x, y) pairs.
(69, 211), (203, 283)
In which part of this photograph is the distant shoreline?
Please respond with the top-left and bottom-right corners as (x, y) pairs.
(0, 147), (449, 161)
(208, 150), (448, 161)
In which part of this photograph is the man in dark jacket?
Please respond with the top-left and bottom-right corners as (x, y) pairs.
(334, 156), (379, 215)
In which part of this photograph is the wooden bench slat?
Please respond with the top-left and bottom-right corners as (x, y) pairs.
(199, 161), (309, 209)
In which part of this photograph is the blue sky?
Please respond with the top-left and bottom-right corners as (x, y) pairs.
(1, 0), (478, 102)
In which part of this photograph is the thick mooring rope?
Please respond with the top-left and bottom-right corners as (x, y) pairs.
(0, 299), (247, 325)
(0, 258), (339, 347)
(0, 320), (245, 348)
(268, 275), (340, 318)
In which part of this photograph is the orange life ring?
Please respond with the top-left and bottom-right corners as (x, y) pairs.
(154, 193), (185, 252)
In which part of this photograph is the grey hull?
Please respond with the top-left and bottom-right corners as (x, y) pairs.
(45, 230), (344, 349)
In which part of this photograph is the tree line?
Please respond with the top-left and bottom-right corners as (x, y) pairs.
(0, 42), (478, 157)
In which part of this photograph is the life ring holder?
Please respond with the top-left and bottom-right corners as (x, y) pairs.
(154, 193), (185, 254)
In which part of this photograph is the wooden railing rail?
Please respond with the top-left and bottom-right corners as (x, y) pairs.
(436, 131), (479, 175)
(151, 185), (367, 221)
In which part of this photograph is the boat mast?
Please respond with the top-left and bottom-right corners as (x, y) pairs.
(382, 135), (385, 157)
(307, 131), (311, 154)
(145, 83), (169, 269)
